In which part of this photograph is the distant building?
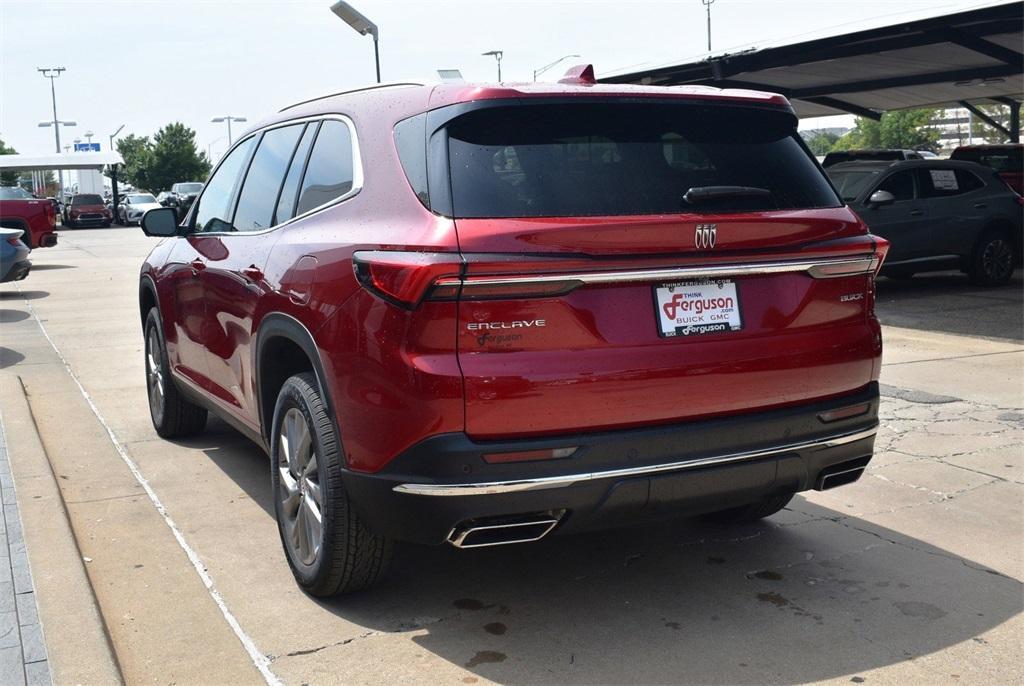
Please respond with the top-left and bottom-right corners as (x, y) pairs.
(929, 106), (1019, 151)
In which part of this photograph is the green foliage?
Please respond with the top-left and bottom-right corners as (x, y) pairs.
(115, 123), (211, 193)
(803, 131), (840, 156)
(116, 134), (155, 190)
(0, 137), (19, 186)
(832, 109), (940, 153)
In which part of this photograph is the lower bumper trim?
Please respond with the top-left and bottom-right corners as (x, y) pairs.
(393, 425), (878, 497)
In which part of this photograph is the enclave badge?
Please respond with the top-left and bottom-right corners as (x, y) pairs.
(695, 223), (717, 250)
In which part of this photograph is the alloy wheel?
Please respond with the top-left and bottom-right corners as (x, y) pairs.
(146, 327), (165, 422)
(982, 238), (1014, 282)
(277, 408), (323, 567)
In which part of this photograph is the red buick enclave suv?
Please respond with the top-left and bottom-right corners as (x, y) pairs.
(138, 67), (889, 595)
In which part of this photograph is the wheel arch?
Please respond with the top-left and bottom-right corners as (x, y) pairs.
(979, 216), (1022, 261)
(139, 275), (159, 328)
(254, 313), (339, 449)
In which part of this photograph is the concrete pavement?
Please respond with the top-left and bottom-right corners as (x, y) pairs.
(0, 226), (1020, 685)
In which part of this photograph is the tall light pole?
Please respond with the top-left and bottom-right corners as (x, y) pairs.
(211, 116), (247, 145)
(533, 53), (580, 82)
(702, 0), (715, 52)
(482, 50), (503, 81)
(329, 2), (380, 83)
(38, 67), (71, 197)
(109, 124), (125, 152)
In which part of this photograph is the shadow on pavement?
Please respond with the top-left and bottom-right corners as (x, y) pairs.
(0, 309), (29, 323)
(28, 264), (77, 271)
(0, 347), (26, 369)
(0, 290), (48, 301)
(192, 422), (1021, 684)
(875, 271), (1023, 342)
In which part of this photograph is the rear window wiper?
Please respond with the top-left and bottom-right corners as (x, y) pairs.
(683, 186), (772, 205)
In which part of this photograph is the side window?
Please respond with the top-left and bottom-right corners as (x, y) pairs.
(233, 124), (304, 232)
(295, 120), (355, 216)
(877, 170), (915, 201)
(917, 168), (965, 198)
(394, 113), (429, 207)
(192, 137), (255, 233)
(274, 124), (317, 225)
(955, 169), (984, 193)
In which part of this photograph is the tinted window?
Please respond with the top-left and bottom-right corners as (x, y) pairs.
(233, 124), (304, 232)
(295, 120), (355, 216)
(72, 194), (103, 205)
(274, 124), (316, 225)
(877, 171), (915, 201)
(950, 147), (1022, 172)
(394, 113), (429, 206)
(826, 169), (881, 202)
(446, 103), (839, 218)
(916, 168), (980, 198)
(192, 138), (255, 233)
(175, 183), (204, 193)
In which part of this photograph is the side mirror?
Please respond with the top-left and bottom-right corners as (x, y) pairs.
(140, 207), (179, 237)
(868, 190), (896, 207)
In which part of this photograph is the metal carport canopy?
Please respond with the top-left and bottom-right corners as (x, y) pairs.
(599, 2), (1023, 122)
(0, 151), (124, 172)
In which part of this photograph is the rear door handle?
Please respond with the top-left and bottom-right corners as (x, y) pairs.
(241, 265), (264, 283)
(909, 209), (924, 216)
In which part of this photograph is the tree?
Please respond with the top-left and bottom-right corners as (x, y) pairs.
(0, 137), (19, 186)
(832, 109), (940, 152)
(116, 134), (155, 190)
(803, 130), (840, 156)
(147, 123), (211, 192)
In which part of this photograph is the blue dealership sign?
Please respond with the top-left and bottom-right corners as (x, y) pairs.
(74, 142), (101, 152)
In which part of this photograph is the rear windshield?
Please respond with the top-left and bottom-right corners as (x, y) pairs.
(0, 187), (33, 200)
(175, 183), (203, 193)
(825, 169), (882, 202)
(72, 194), (103, 205)
(445, 103), (840, 218)
(950, 148), (1022, 172)
(823, 151), (909, 167)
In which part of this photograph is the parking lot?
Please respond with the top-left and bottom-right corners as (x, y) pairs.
(0, 226), (1018, 684)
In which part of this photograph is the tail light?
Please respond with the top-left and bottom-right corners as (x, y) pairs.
(6, 234), (24, 247)
(353, 251), (462, 308)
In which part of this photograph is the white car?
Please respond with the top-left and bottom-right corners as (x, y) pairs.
(118, 193), (163, 226)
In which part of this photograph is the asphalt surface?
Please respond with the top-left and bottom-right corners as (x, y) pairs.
(0, 226), (1021, 685)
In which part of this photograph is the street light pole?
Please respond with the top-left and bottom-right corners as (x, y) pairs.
(702, 0), (715, 52)
(482, 50), (503, 81)
(533, 53), (580, 82)
(38, 67), (67, 197)
(329, 2), (381, 83)
(109, 124), (125, 152)
(211, 116), (247, 145)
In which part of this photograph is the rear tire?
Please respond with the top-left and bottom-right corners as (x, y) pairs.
(270, 372), (391, 596)
(704, 493), (794, 524)
(144, 309), (207, 438)
(968, 229), (1015, 286)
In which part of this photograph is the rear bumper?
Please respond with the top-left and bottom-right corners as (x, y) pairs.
(342, 383), (880, 545)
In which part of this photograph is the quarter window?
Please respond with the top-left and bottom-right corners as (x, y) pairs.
(193, 138), (255, 233)
(296, 120), (355, 216)
(233, 124), (305, 232)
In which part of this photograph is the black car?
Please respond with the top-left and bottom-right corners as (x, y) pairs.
(160, 182), (204, 219)
(828, 159), (1022, 285)
(822, 149), (927, 168)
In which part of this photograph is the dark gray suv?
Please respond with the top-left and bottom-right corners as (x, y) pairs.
(827, 159), (1022, 286)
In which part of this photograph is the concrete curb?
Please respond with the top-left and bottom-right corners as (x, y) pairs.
(0, 376), (123, 685)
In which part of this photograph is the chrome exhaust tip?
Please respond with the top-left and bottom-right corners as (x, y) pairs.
(447, 511), (564, 549)
(816, 462), (867, 490)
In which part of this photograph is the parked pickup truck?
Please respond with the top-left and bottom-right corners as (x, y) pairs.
(0, 187), (57, 249)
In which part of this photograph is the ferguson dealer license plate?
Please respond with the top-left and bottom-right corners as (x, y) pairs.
(654, 279), (742, 337)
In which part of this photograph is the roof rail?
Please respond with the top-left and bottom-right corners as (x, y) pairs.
(279, 81), (425, 112)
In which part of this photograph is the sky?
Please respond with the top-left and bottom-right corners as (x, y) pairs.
(0, 0), (1004, 160)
